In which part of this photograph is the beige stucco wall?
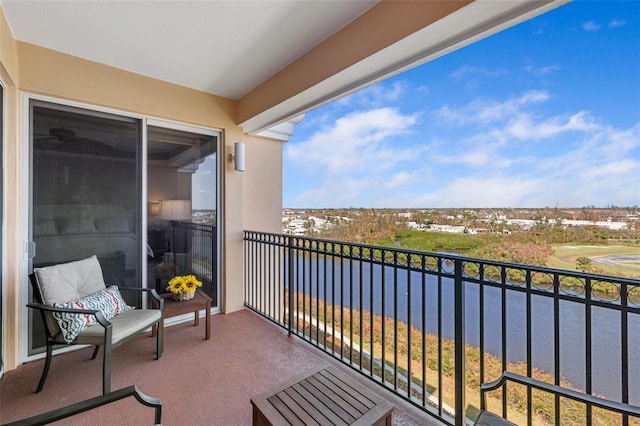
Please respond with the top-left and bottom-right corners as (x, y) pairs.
(243, 135), (284, 233)
(0, 10), (282, 371)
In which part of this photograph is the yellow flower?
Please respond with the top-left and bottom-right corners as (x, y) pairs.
(183, 275), (202, 291)
(166, 275), (202, 294)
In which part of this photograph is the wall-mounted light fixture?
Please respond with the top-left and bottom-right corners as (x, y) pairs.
(231, 142), (245, 172)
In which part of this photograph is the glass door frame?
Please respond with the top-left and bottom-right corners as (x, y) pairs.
(0, 79), (5, 377)
(146, 117), (222, 313)
(19, 94), (223, 362)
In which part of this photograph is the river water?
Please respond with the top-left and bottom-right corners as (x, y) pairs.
(294, 254), (640, 403)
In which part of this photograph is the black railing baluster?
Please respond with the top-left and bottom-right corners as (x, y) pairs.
(526, 269), (533, 426)
(369, 249), (374, 378)
(421, 254), (427, 408)
(479, 263), (485, 413)
(501, 265), (508, 418)
(287, 236), (294, 335)
(381, 248), (386, 386)
(622, 281), (630, 426)
(359, 246), (364, 371)
(267, 234), (272, 318)
(454, 258), (465, 426)
(339, 243), (344, 360)
(314, 241), (319, 344)
(554, 272), (561, 426)
(437, 258), (443, 416)
(586, 276), (593, 426)
(393, 251), (399, 391)
(302, 239), (307, 339)
(259, 232), (264, 314)
(323, 243), (328, 350)
(349, 243), (354, 366)
(407, 253), (412, 401)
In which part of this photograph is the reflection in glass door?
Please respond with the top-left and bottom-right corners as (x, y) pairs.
(29, 100), (142, 355)
(147, 125), (219, 308)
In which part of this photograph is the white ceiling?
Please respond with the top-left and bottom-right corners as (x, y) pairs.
(0, 0), (377, 100)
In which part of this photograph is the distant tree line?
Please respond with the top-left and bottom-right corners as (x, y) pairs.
(308, 208), (638, 267)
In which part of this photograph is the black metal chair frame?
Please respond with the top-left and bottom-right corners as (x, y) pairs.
(1, 385), (162, 426)
(27, 274), (164, 395)
(480, 371), (640, 424)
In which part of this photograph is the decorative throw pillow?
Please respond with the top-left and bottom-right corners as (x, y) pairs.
(52, 285), (135, 343)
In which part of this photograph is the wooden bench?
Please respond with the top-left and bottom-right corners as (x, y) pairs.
(251, 364), (393, 426)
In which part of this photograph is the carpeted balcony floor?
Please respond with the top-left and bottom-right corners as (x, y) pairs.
(0, 309), (437, 425)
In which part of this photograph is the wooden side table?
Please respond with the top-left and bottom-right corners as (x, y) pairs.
(152, 288), (212, 351)
(251, 364), (393, 426)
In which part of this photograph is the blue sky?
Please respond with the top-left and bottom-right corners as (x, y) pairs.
(283, 1), (640, 209)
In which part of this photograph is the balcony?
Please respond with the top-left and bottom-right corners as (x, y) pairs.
(2, 231), (638, 425)
(1, 305), (430, 425)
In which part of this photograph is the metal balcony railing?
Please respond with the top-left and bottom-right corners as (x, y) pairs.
(171, 221), (217, 305)
(243, 231), (640, 426)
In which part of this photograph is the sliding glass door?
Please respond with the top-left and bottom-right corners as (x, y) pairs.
(26, 100), (221, 356)
(147, 124), (219, 307)
(29, 100), (142, 355)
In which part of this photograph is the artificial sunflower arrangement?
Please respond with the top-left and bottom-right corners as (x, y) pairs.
(166, 274), (203, 301)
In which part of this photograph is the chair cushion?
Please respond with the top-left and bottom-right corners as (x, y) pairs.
(35, 255), (107, 304)
(52, 286), (135, 343)
(75, 308), (162, 346)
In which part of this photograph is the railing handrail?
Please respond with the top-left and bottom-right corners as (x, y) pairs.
(174, 221), (215, 232)
(244, 230), (640, 286)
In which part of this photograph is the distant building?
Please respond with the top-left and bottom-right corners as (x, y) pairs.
(429, 224), (466, 233)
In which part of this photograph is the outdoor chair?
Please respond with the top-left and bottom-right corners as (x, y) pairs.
(1, 385), (162, 426)
(479, 371), (640, 425)
(27, 255), (164, 394)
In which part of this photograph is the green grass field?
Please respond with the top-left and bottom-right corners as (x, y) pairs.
(373, 230), (640, 279)
(548, 244), (640, 278)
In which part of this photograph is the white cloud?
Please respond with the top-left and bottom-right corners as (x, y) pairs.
(286, 80), (639, 208)
(450, 65), (507, 81)
(582, 159), (638, 178)
(597, 122), (640, 158)
(449, 65), (509, 90)
(524, 64), (561, 76)
(384, 172), (412, 190)
(582, 21), (601, 31)
(411, 177), (547, 208)
(433, 90), (550, 126)
(285, 108), (419, 175)
(609, 18), (626, 28)
(505, 111), (599, 140)
(336, 81), (408, 109)
(290, 177), (374, 208)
